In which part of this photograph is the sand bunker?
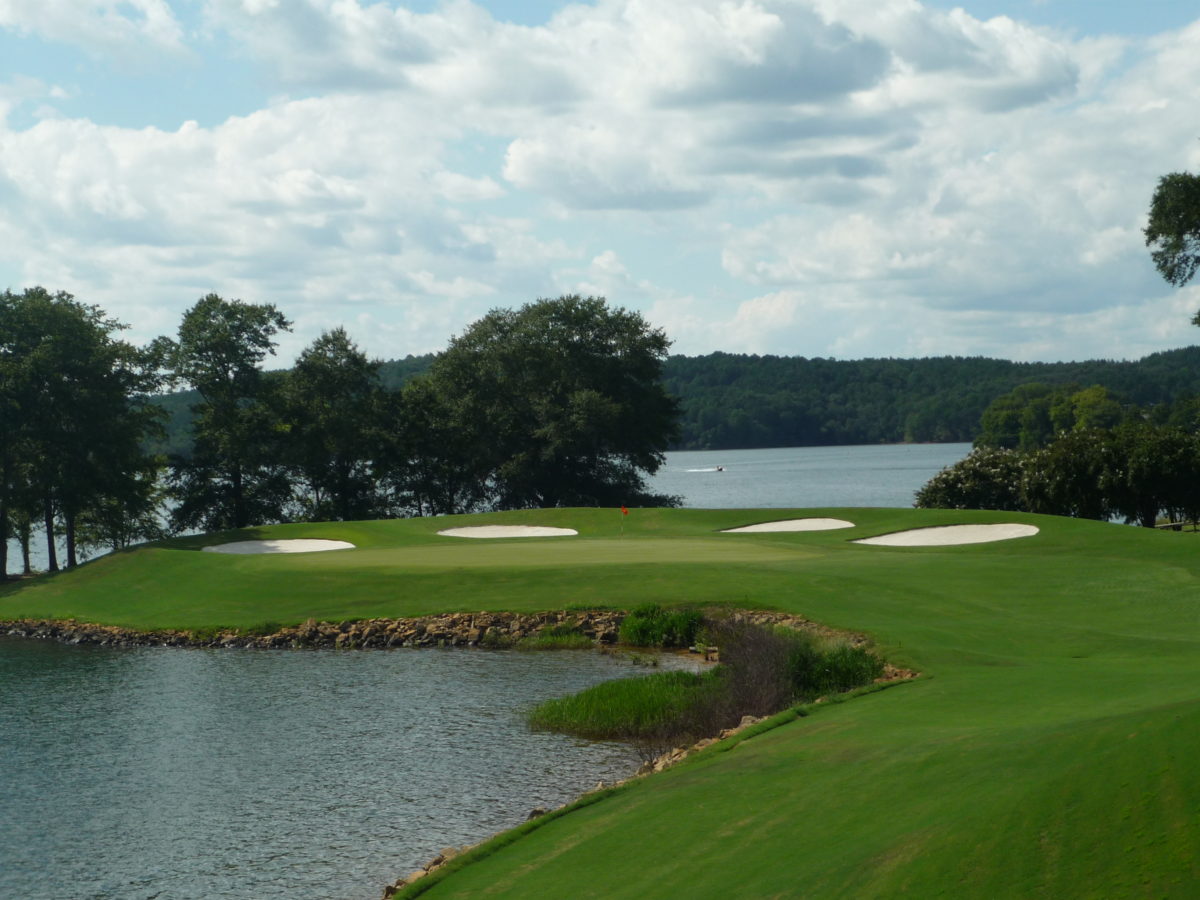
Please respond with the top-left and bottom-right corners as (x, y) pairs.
(202, 539), (356, 554)
(437, 525), (579, 539)
(721, 518), (855, 533)
(853, 523), (1039, 547)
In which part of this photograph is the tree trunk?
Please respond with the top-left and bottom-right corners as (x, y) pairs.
(65, 512), (77, 568)
(0, 500), (8, 580)
(20, 527), (31, 575)
(232, 465), (246, 529)
(43, 493), (58, 572)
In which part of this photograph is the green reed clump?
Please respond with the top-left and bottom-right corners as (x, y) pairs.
(519, 624), (594, 650)
(618, 604), (704, 648)
(527, 669), (722, 742)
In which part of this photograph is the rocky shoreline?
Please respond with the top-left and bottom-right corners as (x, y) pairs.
(0, 608), (857, 651)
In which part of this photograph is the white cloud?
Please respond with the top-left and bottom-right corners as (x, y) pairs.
(0, 0), (185, 57)
(1, 0), (1199, 364)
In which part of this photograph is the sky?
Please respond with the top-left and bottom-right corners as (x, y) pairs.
(2, 1), (1199, 366)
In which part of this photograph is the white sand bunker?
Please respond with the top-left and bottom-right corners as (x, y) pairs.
(437, 525), (579, 539)
(722, 518), (855, 533)
(854, 523), (1039, 547)
(202, 539), (356, 554)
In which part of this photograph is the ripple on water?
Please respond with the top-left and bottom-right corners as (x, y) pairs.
(0, 640), (689, 900)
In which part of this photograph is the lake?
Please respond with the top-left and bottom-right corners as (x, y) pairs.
(1, 442), (971, 898)
(650, 443), (971, 509)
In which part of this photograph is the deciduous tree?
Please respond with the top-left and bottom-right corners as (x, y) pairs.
(282, 328), (386, 521)
(1145, 171), (1200, 298)
(422, 296), (680, 510)
(167, 294), (292, 531)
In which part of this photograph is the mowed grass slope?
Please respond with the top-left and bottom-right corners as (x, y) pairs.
(4, 507), (1200, 897)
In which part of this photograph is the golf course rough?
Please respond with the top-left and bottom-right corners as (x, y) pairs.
(3, 506), (1199, 898)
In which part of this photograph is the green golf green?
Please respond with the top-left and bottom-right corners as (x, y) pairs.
(3, 506), (1198, 898)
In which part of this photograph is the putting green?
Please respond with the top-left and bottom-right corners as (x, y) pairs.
(3, 506), (1199, 898)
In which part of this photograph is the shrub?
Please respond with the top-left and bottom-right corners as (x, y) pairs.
(811, 642), (884, 695)
(915, 446), (1028, 511)
(619, 605), (704, 648)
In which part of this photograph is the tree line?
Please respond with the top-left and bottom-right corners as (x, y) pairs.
(661, 348), (1200, 449)
(916, 169), (1200, 527)
(1, 290), (678, 578)
(147, 347), (1200, 458)
(916, 379), (1200, 528)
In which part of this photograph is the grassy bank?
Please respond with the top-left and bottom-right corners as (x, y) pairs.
(4, 506), (1200, 897)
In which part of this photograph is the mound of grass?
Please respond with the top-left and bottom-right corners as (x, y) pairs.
(527, 669), (722, 743)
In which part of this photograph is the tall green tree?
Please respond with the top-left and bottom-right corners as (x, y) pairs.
(422, 295), (680, 510)
(385, 376), (490, 516)
(1145, 172), (1200, 302)
(167, 294), (292, 531)
(0, 288), (165, 574)
(1022, 430), (1114, 521)
(1102, 424), (1200, 528)
(281, 327), (385, 521)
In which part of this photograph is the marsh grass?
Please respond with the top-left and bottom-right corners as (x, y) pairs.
(518, 623), (594, 650)
(527, 669), (722, 742)
(528, 619), (883, 758)
(518, 633), (594, 650)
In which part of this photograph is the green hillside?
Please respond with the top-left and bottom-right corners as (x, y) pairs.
(3, 507), (1198, 897)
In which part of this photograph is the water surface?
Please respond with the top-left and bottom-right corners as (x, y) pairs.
(0, 639), (677, 900)
(650, 443), (971, 509)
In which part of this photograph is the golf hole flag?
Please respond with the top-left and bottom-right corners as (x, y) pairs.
(621, 505), (628, 516)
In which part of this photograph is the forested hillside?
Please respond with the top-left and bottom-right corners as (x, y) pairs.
(153, 346), (1200, 455)
(662, 347), (1200, 449)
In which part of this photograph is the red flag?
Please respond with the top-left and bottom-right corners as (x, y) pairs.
(621, 505), (629, 516)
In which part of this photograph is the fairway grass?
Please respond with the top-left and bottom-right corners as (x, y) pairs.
(4, 506), (1200, 897)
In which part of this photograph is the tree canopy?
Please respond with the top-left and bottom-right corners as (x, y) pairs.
(0, 288), (165, 576)
(167, 294), (292, 532)
(418, 295), (680, 510)
(1145, 171), (1200, 298)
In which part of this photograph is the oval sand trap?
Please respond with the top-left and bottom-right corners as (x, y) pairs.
(437, 525), (579, 539)
(721, 518), (855, 533)
(854, 523), (1039, 547)
(202, 539), (356, 554)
